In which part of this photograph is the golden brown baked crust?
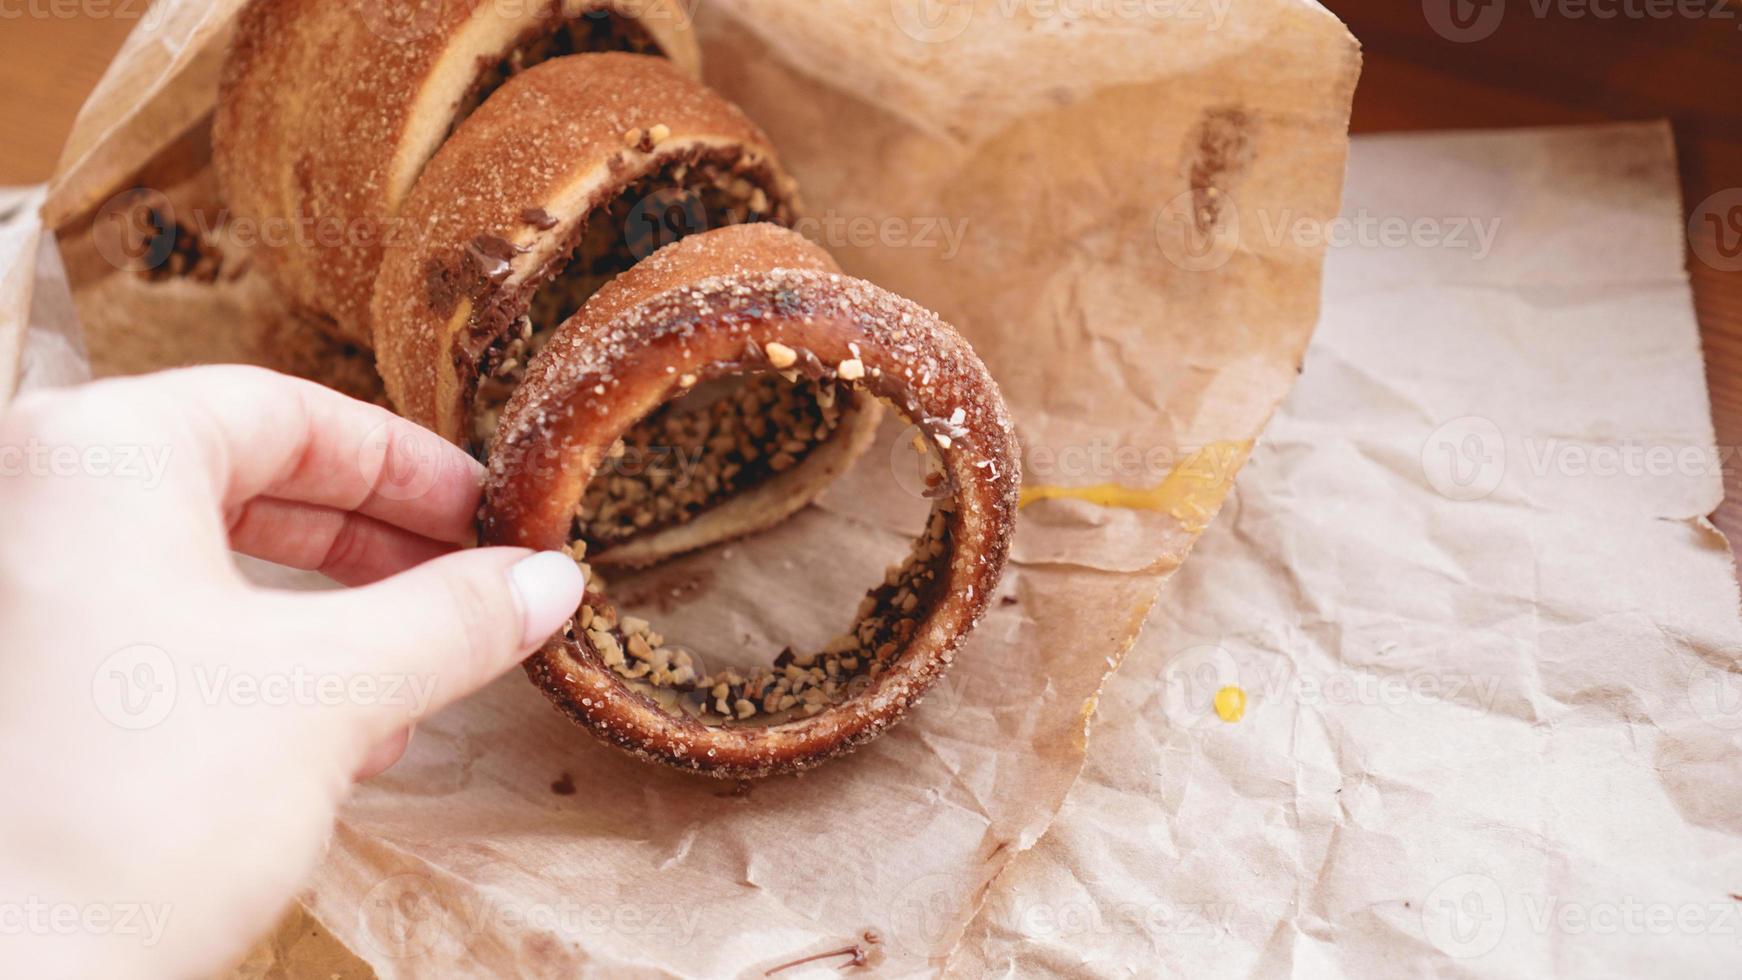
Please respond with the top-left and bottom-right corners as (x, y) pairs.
(482, 224), (1021, 779)
(367, 53), (798, 444)
(213, 0), (701, 347)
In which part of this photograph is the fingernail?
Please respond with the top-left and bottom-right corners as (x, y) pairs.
(354, 724), (416, 782)
(508, 551), (587, 651)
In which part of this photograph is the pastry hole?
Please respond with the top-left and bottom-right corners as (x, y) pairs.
(568, 405), (955, 729)
(452, 11), (668, 130)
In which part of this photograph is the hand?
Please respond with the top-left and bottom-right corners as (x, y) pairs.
(0, 366), (586, 978)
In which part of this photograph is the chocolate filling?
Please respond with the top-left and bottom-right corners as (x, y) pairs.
(472, 151), (793, 447)
(453, 10), (665, 129)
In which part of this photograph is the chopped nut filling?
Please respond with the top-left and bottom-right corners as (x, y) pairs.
(763, 341), (798, 369)
(575, 373), (848, 548)
(569, 501), (955, 726)
(453, 12), (665, 129)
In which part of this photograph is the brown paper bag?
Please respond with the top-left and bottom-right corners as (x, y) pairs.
(22, 0), (1359, 973)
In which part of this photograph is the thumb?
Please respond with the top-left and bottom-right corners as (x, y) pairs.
(313, 548), (586, 731)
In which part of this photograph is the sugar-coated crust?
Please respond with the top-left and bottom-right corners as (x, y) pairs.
(367, 53), (794, 442)
(482, 225), (1021, 779)
(214, 0), (701, 346)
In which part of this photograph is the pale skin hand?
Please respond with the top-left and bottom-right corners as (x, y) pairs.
(0, 366), (586, 979)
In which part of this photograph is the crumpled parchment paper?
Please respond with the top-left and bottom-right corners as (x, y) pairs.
(12, 10), (1738, 976)
(952, 121), (1742, 977)
(0, 187), (41, 407)
(7, 0), (1360, 976)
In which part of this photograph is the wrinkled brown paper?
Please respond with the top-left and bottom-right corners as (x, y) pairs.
(956, 122), (1742, 976)
(13, 0), (1360, 974)
(0, 188), (42, 407)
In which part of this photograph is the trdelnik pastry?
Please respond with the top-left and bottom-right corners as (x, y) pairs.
(485, 223), (1019, 778)
(215, 0), (701, 348)
(213, 10), (1019, 778)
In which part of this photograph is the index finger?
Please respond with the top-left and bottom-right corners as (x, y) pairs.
(147, 365), (485, 544)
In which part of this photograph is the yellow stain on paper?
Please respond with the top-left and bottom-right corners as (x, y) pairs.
(1017, 440), (1252, 532)
(1075, 694), (1100, 750)
(1213, 685), (1247, 723)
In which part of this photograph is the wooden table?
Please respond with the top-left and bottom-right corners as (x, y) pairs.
(2, 3), (1738, 562)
